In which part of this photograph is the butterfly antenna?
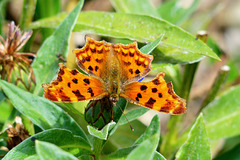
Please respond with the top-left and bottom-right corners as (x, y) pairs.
(116, 103), (134, 131)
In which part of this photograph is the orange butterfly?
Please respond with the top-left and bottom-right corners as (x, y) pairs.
(42, 37), (186, 114)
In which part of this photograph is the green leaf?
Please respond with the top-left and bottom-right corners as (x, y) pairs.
(36, 141), (78, 160)
(117, 107), (149, 126)
(134, 114), (160, 144)
(102, 146), (136, 160)
(203, 85), (240, 139)
(24, 155), (40, 160)
(102, 146), (165, 160)
(0, 99), (11, 123)
(30, 11), (220, 63)
(87, 122), (116, 140)
(0, 80), (87, 140)
(176, 113), (211, 160)
(110, 0), (159, 17)
(32, 0), (84, 95)
(140, 35), (164, 54)
(157, 0), (200, 25)
(3, 129), (92, 160)
(126, 134), (159, 160)
(107, 120), (146, 149)
(153, 152), (166, 160)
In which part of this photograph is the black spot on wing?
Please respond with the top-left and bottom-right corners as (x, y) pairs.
(137, 93), (142, 98)
(72, 90), (85, 100)
(70, 69), (78, 75)
(152, 88), (157, 93)
(129, 69), (133, 74)
(140, 85), (147, 91)
(72, 78), (78, 84)
(88, 66), (93, 71)
(135, 69), (140, 74)
(87, 87), (94, 97)
(145, 98), (156, 108)
(95, 66), (99, 71)
(83, 78), (90, 84)
(158, 93), (163, 98)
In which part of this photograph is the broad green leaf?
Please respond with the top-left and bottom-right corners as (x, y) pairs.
(111, 0), (159, 17)
(157, 0), (200, 25)
(30, 11), (220, 63)
(24, 155), (40, 160)
(0, 99), (11, 123)
(117, 107), (149, 126)
(226, 60), (239, 84)
(102, 146), (136, 160)
(3, 129), (91, 160)
(126, 134), (159, 160)
(0, 90), (5, 103)
(36, 141), (78, 160)
(134, 114), (160, 144)
(87, 122), (116, 140)
(106, 120), (146, 151)
(153, 152), (166, 160)
(176, 113), (211, 160)
(0, 80), (87, 140)
(214, 143), (240, 160)
(203, 85), (240, 139)
(102, 146), (165, 160)
(32, 0), (84, 95)
(140, 35), (164, 54)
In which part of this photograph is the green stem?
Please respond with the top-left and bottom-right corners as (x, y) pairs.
(93, 137), (103, 160)
(19, 0), (37, 29)
(180, 62), (199, 102)
(199, 65), (230, 111)
(160, 62), (199, 159)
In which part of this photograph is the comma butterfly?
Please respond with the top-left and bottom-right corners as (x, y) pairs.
(42, 37), (186, 114)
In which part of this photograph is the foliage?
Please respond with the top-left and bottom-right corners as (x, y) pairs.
(0, 0), (239, 159)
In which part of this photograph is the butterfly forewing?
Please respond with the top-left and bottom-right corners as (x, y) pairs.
(42, 63), (108, 102)
(121, 73), (186, 114)
(73, 36), (111, 81)
(113, 42), (153, 83)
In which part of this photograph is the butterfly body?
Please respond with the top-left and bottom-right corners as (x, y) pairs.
(106, 45), (121, 105)
(42, 37), (186, 115)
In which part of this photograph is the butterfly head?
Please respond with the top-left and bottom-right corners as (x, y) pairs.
(109, 94), (119, 106)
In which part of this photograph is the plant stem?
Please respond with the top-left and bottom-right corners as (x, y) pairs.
(199, 65), (230, 111)
(19, 0), (37, 29)
(180, 62), (199, 102)
(160, 62), (199, 159)
(93, 137), (103, 160)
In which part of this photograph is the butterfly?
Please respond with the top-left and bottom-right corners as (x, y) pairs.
(42, 36), (186, 115)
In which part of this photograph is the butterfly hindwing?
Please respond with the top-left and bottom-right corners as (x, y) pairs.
(113, 42), (153, 83)
(42, 63), (108, 102)
(120, 73), (186, 114)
